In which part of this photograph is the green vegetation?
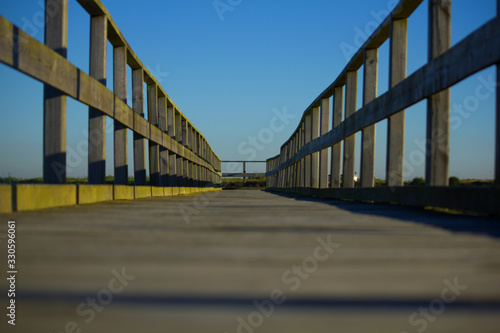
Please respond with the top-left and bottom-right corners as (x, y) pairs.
(449, 176), (460, 186)
(221, 177), (266, 189)
(408, 177), (426, 186)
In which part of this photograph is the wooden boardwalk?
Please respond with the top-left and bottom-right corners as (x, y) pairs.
(1, 189), (500, 332)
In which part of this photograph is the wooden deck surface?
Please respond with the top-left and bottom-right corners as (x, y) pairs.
(1, 189), (500, 332)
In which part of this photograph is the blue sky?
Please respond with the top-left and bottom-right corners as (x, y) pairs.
(0, 0), (497, 179)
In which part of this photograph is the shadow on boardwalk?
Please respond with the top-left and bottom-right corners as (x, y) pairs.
(267, 190), (500, 239)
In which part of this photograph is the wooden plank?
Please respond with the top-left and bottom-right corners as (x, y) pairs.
(386, 18), (407, 187)
(43, 0), (68, 184)
(343, 71), (357, 188)
(78, 69), (114, 117)
(149, 125), (163, 145)
(133, 113), (150, 139)
(113, 45), (128, 185)
(267, 17), (500, 177)
(12, 188), (500, 333)
(361, 48), (378, 187)
(114, 97), (133, 128)
(426, 0), (451, 186)
(0, 16), (14, 66)
(88, 15), (107, 185)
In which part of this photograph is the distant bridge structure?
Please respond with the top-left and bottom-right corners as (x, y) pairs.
(221, 161), (266, 181)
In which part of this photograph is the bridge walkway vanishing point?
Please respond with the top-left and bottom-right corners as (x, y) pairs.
(1, 189), (500, 332)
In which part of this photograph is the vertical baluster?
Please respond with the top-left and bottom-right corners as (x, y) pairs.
(175, 111), (184, 185)
(319, 98), (330, 188)
(132, 69), (146, 185)
(158, 95), (168, 187)
(88, 15), (107, 184)
(311, 106), (320, 188)
(387, 18), (407, 187)
(113, 45), (128, 185)
(426, 0), (451, 186)
(182, 119), (189, 186)
(148, 84), (159, 186)
(304, 114), (312, 187)
(43, 0), (68, 184)
(167, 102), (176, 186)
(361, 48), (378, 187)
(331, 86), (343, 188)
(343, 71), (357, 188)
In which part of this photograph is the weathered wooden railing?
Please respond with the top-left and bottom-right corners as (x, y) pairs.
(266, 0), (500, 215)
(0, 0), (221, 189)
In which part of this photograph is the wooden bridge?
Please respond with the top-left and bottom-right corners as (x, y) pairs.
(1, 0), (500, 332)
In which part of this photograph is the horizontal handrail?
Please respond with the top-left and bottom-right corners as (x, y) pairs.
(0, 0), (221, 187)
(267, 16), (500, 176)
(265, 0), (500, 214)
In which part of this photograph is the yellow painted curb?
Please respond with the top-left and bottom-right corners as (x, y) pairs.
(172, 187), (180, 196)
(114, 185), (134, 200)
(152, 187), (164, 197)
(16, 184), (77, 211)
(164, 187), (174, 196)
(135, 186), (152, 199)
(0, 185), (12, 213)
(78, 185), (113, 205)
(178, 187), (186, 195)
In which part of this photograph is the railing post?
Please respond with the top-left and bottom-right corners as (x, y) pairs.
(304, 113), (312, 187)
(386, 17), (407, 187)
(426, 0), (451, 186)
(132, 68), (146, 185)
(361, 48), (378, 187)
(319, 98), (330, 188)
(283, 146), (287, 187)
(175, 111), (184, 185)
(43, 0), (68, 184)
(331, 86), (343, 188)
(296, 126), (300, 186)
(158, 95), (168, 186)
(311, 106), (320, 188)
(182, 119), (189, 186)
(148, 84), (159, 186)
(294, 134), (300, 187)
(113, 45), (128, 185)
(343, 70), (357, 188)
(243, 161), (247, 183)
(290, 143), (293, 187)
(191, 127), (197, 185)
(88, 15), (107, 184)
(167, 103), (177, 186)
